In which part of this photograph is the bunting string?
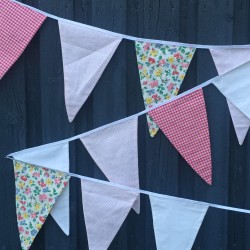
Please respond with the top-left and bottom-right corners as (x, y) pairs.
(10, 0), (250, 49)
(6, 158), (250, 215)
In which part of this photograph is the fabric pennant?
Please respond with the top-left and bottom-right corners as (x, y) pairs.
(135, 41), (195, 137)
(213, 61), (250, 120)
(210, 48), (250, 75)
(8, 142), (70, 235)
(80, 117), (140, 213)
(150, 195), (208, 250)
(149, 89), (212, 184)
(0, 0), (46, 79)
(81, 179), (138, 250)
(227, 100), (250, 145)
(14, 161), (70, 250)
(210, 50), (250, 145)
(58, 20), (122, 122)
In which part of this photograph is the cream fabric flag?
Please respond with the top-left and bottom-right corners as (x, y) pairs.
(213, 61), (250, 144)
(58, 20), (122, 122)
(150, 195), (208, 250)
(210, 49), (250, 144)
(8, 142), (70, 235)
(14, 161), (70, 250)
(80, 117), (140, 213)
(81, 179), (138, 250)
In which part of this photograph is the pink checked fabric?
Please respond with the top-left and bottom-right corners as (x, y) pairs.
(149, 89), (212, 184)
(0, 0), (46, 79)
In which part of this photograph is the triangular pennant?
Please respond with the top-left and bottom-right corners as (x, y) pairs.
(81, 179), (138, 250)
(135, 41), (195, 137)
(213, 61), (250, 120)
(210, 48), (250, 75)
(14, 160), (70, 250)
(0, 0), (46, 79)
(149, 89), (212, 184)
(149, 195), (208, 250)
(227, 100), (250, 145)
(58, 20), (122, 122)
(8, 142), (70, 235)
(80, 117), (140, 213)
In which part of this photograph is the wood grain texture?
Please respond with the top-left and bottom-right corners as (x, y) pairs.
(1, 0), (250, 249)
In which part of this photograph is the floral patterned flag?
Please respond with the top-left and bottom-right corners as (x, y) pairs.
(14, 160), (70, 250)
(58, 20), (122, 122)
(210, 49), (250, 145)
(149, 89), (212, 184)
(0, 0), (46, 79)
(135, 41), (196, 137)
(8, 142), (70, 235)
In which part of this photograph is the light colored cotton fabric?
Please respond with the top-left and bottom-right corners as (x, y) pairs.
(81, 179), (138, 250)
(213, 61), (250, 120)
(150, 195), (208, 250)
(9, 143), (70, 235)
(58, 20), (122, 122)
(80, 117), (140, 213)
(227, 100), (250, 145)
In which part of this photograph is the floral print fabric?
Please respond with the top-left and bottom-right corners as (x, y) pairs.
(14, 161), (70, 250)
(135, 41), (196, 137)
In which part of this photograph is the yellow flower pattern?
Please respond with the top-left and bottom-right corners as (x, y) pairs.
(135, 41), (195, 137)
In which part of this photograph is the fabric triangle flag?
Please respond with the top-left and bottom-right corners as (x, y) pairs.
(135, 41), (196, 137)
(8, 142), (70, 235)
(80, 117), (140, 213)
(0, 0), (46, 79)
(227, 100), (250, 145)
(149, 89), (212, 184)
(210, 48), (250, 75)
(213, 61), (250, 120)
(81, 179), (138, 250)
(210, 50), (250, 145)
(149, 195), (208, 250)
(14, 160), (70, 250)
(58, 20), (122, 122)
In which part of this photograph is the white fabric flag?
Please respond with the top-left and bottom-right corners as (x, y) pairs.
(8, 142), (70, 235)
(150, 195), (208, 250)
(227, 100), (250, 145)
(58, 20), (122, 122)
(80, 117), (140, 213)
(81, 179), (138, 250)
(210, 49), (250, 144)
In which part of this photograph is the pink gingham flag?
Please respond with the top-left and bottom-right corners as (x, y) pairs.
(149, 89), (212, 184)
(0, 0), (46, 79)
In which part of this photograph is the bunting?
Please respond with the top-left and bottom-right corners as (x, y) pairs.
(0, 0), (46, 79)
(135, 41), (195, 137)
(81, 179), (138, 250)
(210, 49), (250, 144)
(149, 89), (212, 184)
(80, 117), (140, 213)
(14, 161), (70, 250)
(58, 20), (122, 122)
(8, 143), (71, 235)
(150, 195), (208, 250)
(213, 61), (250, 145)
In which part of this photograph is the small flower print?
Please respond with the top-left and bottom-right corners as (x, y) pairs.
(14, 161), (70, 250)
(135, 41), (195, 137)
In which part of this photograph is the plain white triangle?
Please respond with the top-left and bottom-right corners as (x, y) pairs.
(58, 20), (122, 122)
(80, 117), (140, 213)
(210, 48), (250, 75)
(227, 100), (250, 145)
(150, 195), (208, 250)
(81, 179), (137, 250)
(8, 142), (70, 235)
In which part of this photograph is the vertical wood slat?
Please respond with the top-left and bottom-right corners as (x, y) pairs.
(1, 0), (250, 249)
